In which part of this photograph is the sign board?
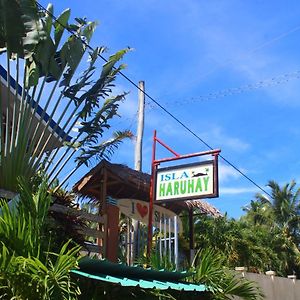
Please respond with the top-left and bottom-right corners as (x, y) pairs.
(116, 198), (182, 233)
(155, 160), (218, 202)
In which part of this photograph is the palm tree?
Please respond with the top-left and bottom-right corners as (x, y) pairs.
(246, 180), (300, 275)
(0, 1), (132, 194)
(256, 180), (300, 242)
(242, 200), (272, 226)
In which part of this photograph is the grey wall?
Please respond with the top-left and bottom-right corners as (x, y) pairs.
(235, 272), (300, 300)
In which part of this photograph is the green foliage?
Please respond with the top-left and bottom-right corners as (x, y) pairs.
(47, 185), (86, 252)
(78, 279), (205, 300)
(135, 250), (177, 271)
(0, 2), (132, 193)
(180, 180), (300, 278)
(242, 180), (300, 275)
(0, 180), (80, 299)
(190, 248), (263, 300)
(0, 0), (45, 57)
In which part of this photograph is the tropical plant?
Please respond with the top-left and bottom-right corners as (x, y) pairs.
(177, 179), (300, 277)
(47, 183), (87, 252)
(0, 179), (81, 299)
(190, 248), (263, 300)
(0, 0), (132, 194)
(244, 180), (300, 275)
(135, 249), (177, 271)
(242, 200), (272, 226)
(255, 180), (300, 239)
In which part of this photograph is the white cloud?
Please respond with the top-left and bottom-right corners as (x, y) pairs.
(218, 163), (243, 183)
(201, 126), (250, 152)
(220, 186), (259, 195)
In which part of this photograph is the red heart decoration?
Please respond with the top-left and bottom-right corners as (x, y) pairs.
(136, 203), (148, 218)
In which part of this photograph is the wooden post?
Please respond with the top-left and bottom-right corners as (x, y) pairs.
(189, 207), (195, 263)
(98, 168), (107, 255)
(100, 168), (119, 262)
(106, 203), (119, 262)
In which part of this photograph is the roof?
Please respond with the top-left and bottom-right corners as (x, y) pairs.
(71, 257), (206, 292)
(73, 159), (150, 200)
(73, 159), (221, 217)
(0, 64), (71, 151)
(169, 199), (222, 217)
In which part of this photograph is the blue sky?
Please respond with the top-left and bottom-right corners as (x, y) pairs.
(39, 0), (300, 218)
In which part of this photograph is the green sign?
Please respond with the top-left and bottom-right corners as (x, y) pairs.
(155, 161), (218, 202)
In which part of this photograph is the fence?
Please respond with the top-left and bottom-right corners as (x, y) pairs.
(120, 214), (179, 268)
(49, 203), (107, 257)
(234, 272), (300, 300)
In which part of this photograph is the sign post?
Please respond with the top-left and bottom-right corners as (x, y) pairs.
(147, 131), (220, 256)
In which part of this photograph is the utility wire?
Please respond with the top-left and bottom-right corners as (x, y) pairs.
(149, 70), (300, 108)
(36, 2), (272, 197)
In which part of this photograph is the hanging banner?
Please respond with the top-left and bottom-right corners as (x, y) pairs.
(156, 160), (218, 202)
(116, 198), (182, 233)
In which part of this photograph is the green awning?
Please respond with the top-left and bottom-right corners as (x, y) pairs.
(71, 257), (206, 292)
(71, 269), (206, 292)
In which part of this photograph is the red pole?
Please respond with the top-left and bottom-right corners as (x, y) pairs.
(154, 149), (221, 164)
(147, 130), (157, 256)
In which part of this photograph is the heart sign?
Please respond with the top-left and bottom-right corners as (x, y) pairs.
(136, 203), (148, 218)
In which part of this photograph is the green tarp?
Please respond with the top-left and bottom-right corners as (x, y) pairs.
(71, 257), (206, 292)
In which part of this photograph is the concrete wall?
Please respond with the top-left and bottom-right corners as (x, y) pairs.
(235, 272), (300, 300)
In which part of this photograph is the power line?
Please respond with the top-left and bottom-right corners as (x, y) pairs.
(36, 2), (271, 197)
(192, 25), (300, 83)
(148, 70), (300, 108)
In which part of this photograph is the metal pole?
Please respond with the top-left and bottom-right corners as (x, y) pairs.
(189, 208), (195, 263)
(168, 217), (172, 263)
(159, 217), (162, 260)
(213, 153), (219, 197)
(134, 80), (145, 171)
(154, 149), (221, 164)
(147, 130), (157, 256)
(134, 81), (145, 259)
(164, 217), (167, 257)
(174, 215), (178, 269)
(127, 217), (130, 265)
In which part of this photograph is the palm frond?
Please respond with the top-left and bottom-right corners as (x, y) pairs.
(1, 3), (131, 193)
(76, 130), (133, 167)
